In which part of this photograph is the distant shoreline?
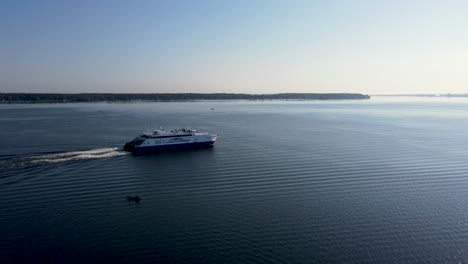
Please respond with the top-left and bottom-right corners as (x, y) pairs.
(373, 94), (468, 97)
(0, 93), (370, 103)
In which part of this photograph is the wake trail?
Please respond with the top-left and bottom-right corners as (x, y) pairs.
(31, 147), (129, 164)
(0, 148), (130, 173)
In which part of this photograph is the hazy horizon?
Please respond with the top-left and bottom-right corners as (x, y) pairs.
(3, 92), (468, 96)
(2, 0), (468, 94)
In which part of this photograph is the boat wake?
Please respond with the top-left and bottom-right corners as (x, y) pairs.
(31, 148), (128, 164)
(0, 148), (129, 174)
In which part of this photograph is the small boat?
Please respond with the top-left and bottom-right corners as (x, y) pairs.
(126, 195), (141, 202)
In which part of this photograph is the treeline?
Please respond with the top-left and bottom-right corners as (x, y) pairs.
(0, 93), (370, 103)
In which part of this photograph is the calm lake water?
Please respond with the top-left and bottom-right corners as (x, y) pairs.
(2, 97), (468, 263)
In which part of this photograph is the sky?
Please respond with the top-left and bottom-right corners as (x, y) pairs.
(1, 0), (468, 94)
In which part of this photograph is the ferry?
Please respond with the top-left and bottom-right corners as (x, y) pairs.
(123, 128), (217, 155)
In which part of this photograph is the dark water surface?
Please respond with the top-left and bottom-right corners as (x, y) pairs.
(2, 97), (468, 263)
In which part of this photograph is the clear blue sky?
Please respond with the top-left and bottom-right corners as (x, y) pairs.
(1, 0), (467, 94)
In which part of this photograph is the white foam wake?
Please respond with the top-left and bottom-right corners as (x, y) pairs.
(31, 148), (129, 164)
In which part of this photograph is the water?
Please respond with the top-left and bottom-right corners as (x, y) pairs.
(2, 97), (468, 263)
